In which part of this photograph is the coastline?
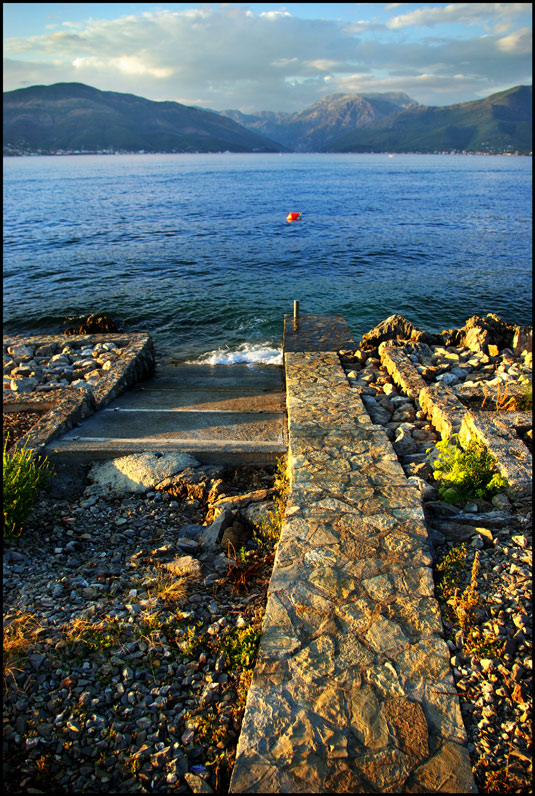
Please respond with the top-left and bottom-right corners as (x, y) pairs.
(3, 312), (532, 793)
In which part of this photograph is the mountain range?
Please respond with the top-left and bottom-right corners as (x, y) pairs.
(3, 82), (532, 155)
(219, 91), (418, 152)
(2, 82), (284, 154)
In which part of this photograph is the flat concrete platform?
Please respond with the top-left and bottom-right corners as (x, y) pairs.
(44, 363), (287, 464)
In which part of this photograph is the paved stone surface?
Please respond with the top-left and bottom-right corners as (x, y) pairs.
(230, 320), (476, 793)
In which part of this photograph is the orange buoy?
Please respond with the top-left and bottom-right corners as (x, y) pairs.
(286, 211), (301, 223)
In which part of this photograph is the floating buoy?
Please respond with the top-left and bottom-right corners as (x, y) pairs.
(286, 211), (301, 223)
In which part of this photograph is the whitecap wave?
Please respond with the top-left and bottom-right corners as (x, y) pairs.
(186, 342), (283, 366)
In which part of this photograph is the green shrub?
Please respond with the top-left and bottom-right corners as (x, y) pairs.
(429, 434), (507, 505)
(3, 439), (53, 538)
(222, 625), (260, 670)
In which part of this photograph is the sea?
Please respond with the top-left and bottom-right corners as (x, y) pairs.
(3, 152), (532, 365)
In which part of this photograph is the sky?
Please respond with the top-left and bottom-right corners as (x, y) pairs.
(3, 3), (532, 112)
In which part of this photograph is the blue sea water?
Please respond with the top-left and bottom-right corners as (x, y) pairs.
(3, 152), (532, 363)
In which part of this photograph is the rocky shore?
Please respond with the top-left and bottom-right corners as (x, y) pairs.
(3, 312), (532, 793)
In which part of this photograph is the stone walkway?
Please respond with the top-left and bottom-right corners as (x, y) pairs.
(230, 315), (476, 793)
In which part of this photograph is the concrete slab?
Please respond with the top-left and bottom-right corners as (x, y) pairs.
(283, 314), (356, 353)
(145, 364), (284, 390)
(112, 389), (284, 412)
(57, 409), (285, 442)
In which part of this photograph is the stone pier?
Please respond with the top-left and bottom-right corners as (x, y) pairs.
(230, 315), (476, 793)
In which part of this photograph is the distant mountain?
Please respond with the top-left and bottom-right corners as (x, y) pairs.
(3, 82), (285, 154)
(220, 92), (418, 152)
(326, 85), (532, 154)
(4, 82), (531, 156)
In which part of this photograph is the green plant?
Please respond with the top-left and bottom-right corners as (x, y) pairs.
(61, 615), (125, 655)
(253, 455), (288, 549)
(223, 624), (260, 670)
(428, 434), (507, 505)
(3, 438), (53, 538)
(435, 547), (504, 661)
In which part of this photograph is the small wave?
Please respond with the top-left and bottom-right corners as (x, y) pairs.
(186, 342), (283, 366)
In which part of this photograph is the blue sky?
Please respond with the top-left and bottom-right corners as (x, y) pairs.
(3, 3), (532, 111)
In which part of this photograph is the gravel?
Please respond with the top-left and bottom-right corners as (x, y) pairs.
(3, 465), (278, 793)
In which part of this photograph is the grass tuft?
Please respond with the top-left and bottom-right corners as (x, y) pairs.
(3, 437), (53, 538)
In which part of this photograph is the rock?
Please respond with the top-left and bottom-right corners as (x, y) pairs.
(361, 314), (438, 349)
(162, 556), (202, 580)
(392, 404), (416, 423)
(491, 493), (511, 511)
(393, 425), (420, 456)
(436, 372), (459, 386)
(200, 509), (234, 548)
(10, 376), (38, 393)
(459, 313), (516, 355)
(64, 313), (118, 335)
(184, 772), (214, 793)
(221, 522), (249, 553)
(87, 452), (200, 495)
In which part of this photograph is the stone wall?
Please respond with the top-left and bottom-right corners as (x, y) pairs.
(3, 333), (155, 454)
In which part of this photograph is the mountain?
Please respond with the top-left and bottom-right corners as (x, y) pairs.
(326, 85), (532, 154)
(3, 82), (285, 154)
(220, 92), (418, 152)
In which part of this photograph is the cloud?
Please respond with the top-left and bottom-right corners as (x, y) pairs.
(2, 4), (532, 111)
(497, 26), (532, 54)
(387, 2), (531, 31)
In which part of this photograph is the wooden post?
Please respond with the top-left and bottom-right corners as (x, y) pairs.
(293, 300), (299, 330)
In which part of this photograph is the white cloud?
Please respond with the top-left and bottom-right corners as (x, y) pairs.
(497, 26), (532, 54)
(2, 4), (532, 111)
(387, 3), (531, 30)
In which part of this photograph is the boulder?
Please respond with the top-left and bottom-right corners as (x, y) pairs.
(360, 315), (439, 350)
(443, 313), (517, 355)
(86, 452), (200, 496)
(64, 313), (118, 335)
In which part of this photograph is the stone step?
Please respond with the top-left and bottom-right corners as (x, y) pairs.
(43, 363), (287, 465)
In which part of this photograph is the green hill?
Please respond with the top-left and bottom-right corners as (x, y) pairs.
(3, 82), (285, 154)
(326, 86), (532, 154)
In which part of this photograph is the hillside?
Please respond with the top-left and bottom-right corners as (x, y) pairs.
(326, 85), (532, 154)
(3, 82), (285, 154)
(220, 92), (417, 152)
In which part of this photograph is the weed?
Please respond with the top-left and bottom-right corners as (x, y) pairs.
(429, 434), (507, 505)
(145, 570), (187, 607)
(195, 707), (227, 746)
(253, 455), (288, 549)
(61, 615), (125, 655)
(3, 438), (53, 538)
(176, 622), (206, 657)
(3, 610), (42, 688)
(223, 624), (260, 670)
(435, 547), (504, 662)
(482, 380), (532, 412)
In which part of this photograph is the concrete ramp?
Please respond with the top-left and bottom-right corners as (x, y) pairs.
(44, 363), (287, 464)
